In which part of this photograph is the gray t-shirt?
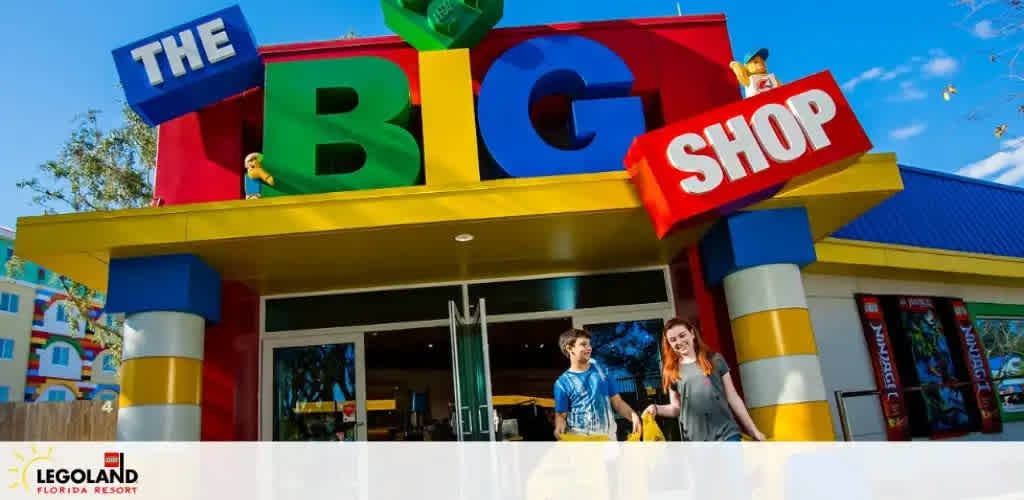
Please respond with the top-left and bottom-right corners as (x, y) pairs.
(672, 353), (741, 441)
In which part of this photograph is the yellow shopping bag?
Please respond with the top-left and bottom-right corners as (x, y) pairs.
(557, 433), (610, 441)
(626, 414), (665, 442)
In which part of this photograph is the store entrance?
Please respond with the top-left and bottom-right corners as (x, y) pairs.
(486, 317), (572, 441)
(364, 326), (457, 441)
(260, 268), (682, 442)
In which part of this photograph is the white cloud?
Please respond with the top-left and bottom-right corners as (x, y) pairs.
(889, 123), (927, 140)
(973, 20), (999, 39)
(881, 65), (912, 81)
(887, 81), (927, 101)
(922, 55), (959, 77)
(841, 67), (884, 91)
(957, 139), (1024, 182)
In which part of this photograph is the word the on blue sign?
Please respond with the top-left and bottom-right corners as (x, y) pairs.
(112, 5), (264, 127)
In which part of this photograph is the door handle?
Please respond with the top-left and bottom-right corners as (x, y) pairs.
(478, 405), (491, 433)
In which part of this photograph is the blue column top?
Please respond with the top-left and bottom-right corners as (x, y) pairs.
(699, 207), (817, 286)
(105, 254), (221, 322)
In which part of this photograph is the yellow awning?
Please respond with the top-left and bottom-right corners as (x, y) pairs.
(13, 153), (901, 295)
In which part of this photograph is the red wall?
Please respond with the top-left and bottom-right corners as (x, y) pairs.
(154, 15), (738, 207)
(201, 280), (260, 441)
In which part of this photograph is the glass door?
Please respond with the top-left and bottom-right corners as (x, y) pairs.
(262, 332), (368, 441)
(448, 298), (496, 441)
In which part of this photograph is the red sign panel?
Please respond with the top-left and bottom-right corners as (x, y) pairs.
(854, 295), (911, 441)
(624, 70), (872, 238)
(950, 299), (1002, 433)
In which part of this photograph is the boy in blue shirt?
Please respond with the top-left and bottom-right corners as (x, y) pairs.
(553, 328), (642, 440)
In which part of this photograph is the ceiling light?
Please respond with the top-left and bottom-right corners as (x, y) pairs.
(455, 233), (474, 242)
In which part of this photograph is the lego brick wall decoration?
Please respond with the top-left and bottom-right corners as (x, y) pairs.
(112, 5), (264, 126)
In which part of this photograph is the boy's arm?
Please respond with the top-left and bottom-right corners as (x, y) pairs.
(554, 413), (567, 438)
(553, 380), (569, 438)
(610, 394), (642, 433)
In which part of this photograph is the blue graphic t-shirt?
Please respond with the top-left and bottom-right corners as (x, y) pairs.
(553, 360), (618, 438)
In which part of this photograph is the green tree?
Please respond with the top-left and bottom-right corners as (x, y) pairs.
(5, 98), (157, 369)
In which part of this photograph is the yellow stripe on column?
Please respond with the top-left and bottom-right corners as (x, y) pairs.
(732, 308), (818, 363)
(119, 357), (202, 407)
(749, 401), (835, 441)
(419, 48), (480, 186)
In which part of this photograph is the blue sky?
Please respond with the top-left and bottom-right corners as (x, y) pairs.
(1, 0), (1020, 230)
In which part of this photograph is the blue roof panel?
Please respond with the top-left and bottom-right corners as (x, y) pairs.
(832, 166), (1024, 258)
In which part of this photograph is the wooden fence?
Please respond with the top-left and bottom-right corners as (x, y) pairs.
(0, 399), (117, 441)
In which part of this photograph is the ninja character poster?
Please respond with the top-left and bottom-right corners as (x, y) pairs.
(898, 297), (971, 437)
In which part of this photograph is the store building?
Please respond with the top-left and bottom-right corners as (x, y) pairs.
(11, 7), (1024, 442)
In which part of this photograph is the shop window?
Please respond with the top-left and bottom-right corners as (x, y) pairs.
(0, 338), (13, 360)
(968, 303), (1024, 424)
(856, 295), (998, 439)
(264, 285), (463, 332)
(467, 270), (669, 316)
(0, 292), (18, 314)
(52, 346), (70, 366)
(0, 386), (8, 402)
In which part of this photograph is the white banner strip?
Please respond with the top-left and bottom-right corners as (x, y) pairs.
(3, 442), (1022, 500)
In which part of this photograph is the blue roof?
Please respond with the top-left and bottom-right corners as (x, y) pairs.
(832, 166), (1024, 258)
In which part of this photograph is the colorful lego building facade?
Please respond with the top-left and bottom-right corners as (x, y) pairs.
(0, 226), (120, 403)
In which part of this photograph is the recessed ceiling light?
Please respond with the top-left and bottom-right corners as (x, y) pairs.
(455, 233), (474, 242)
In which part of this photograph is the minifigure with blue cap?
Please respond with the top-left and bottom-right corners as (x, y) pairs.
(730, 48), (781, 98)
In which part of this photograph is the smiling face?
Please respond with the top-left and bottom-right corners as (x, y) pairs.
(244, 153), (262, 170)
(566, 337), (593, 364)
(665, 324), (695, 358)
(745, 55), (767, 75)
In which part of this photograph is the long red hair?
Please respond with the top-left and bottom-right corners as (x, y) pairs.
(661, 317), (714, 392)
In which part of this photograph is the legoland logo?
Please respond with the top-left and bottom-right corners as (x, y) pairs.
(8, 446), (139, 495)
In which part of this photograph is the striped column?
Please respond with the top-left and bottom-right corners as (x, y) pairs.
(118, 312), (205, 440)
(699, 207), (834, 441)
(104, 254), (221, 442)
(723, 263), (833, 441)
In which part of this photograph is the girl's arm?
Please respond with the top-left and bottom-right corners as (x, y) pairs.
(722, 372), (767, 441)
(645, 388), (681, 418)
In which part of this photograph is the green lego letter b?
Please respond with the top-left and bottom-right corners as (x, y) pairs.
(261, 57), (422, 197)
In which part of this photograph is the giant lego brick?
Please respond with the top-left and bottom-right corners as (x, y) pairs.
(112, 5), (264, 127)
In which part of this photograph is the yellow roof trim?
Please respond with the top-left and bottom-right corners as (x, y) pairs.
(13, 154), (902, 295)
(809, 237), (1024, 285)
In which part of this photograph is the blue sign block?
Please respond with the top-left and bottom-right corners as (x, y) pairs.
(112, 5), (264, 127)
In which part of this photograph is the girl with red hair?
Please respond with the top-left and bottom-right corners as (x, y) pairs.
(643, 317), (766, 441)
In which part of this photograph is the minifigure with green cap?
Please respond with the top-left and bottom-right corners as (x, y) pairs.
(730, 48), (781, 98)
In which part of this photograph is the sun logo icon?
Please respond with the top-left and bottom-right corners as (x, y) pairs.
(8, 445), (54, 491)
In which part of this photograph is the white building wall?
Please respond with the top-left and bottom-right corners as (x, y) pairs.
(803, 272), (1024, 441)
